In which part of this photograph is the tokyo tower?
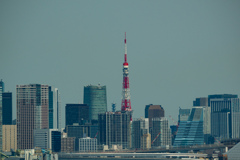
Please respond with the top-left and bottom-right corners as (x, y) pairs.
(121, 32), (132, 113)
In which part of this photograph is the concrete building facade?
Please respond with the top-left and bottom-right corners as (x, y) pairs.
(132, 118), (150, 149)
(98, 111), (131, 149)
(0, 80), (4, 151)
(61, 137), (75, 153)
(17, 84), (49, 149)
(151, 117), (171, 147)
(145, 104), (164, 129)
(210, 94), (238, 140)
(33, 129), (61, 152)
(77, 137), (97, 152)
(2, 125), (17, 152)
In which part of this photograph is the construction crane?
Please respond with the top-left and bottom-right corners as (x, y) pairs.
(151, 131), (161, 144)
(94, 131), (98, 139)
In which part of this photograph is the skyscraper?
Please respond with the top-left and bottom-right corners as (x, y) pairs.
(0, 80), (4, 151)
(17, 84), (49, 149)
(132, 118), (150, 149)
(84, 85), (107, 121)
(65, 104), (89, 126)
(98, 111), (131, 149)
(2, 92), (12, 125)
(174, 106), (210, 146)
(209, 94), (238, 140)
(151, 117), (171, 147)
(145, 104), (164, 129)
(48, 86), (61, 130)
(231, 98), (240, 139)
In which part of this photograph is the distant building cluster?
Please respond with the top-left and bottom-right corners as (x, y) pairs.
(1, 78), (240, 156)
(0, 35), (240, 160)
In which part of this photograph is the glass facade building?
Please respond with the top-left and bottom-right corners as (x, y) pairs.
(210, 95), (238, 140)
(84, 85), (107, 121)
(2, 92), (12, 125)
(66, 124), (98, 139)
(65, 104), (89, 126)
(174, 107), (210, 146)
(51, 130), (61, 152)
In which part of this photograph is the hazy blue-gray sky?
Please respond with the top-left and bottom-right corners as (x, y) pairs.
(1, 0), (240, 127)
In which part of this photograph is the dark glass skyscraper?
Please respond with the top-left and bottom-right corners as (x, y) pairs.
(84, 85), (107, 121)
(65, 104), (89, 126)
(2, 92), (12, 125)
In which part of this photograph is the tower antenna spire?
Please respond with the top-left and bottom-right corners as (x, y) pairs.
(121, 32), (132, 120)
(124, 32), (127, 62)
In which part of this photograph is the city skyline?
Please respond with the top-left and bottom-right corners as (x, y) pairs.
(1, 0), (240, 127)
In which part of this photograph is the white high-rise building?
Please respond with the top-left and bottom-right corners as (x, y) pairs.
(49, 87), (61, 130)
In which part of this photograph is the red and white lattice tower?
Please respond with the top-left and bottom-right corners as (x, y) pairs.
(121, 32), (132, 113)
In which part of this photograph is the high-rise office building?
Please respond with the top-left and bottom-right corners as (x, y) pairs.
(208, 94), (237, 106)
(84, 85), (107, 121)
(193, 97), (208, 106)
(98, 111), (131, 149)
(151, 117), (171, 147)
(231, 98), (240, 139)
(132, 118), (150, 149)
(2, 92), (12, 125)
(65, 104), (89, 126)
(0, 80), (4, 151)
(49, 87), (61, 130)
(174, 106), (210, 146)
(145, 104), (164, 129)
(209, 94), (238, 140)
(17, 84), (49, 149)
